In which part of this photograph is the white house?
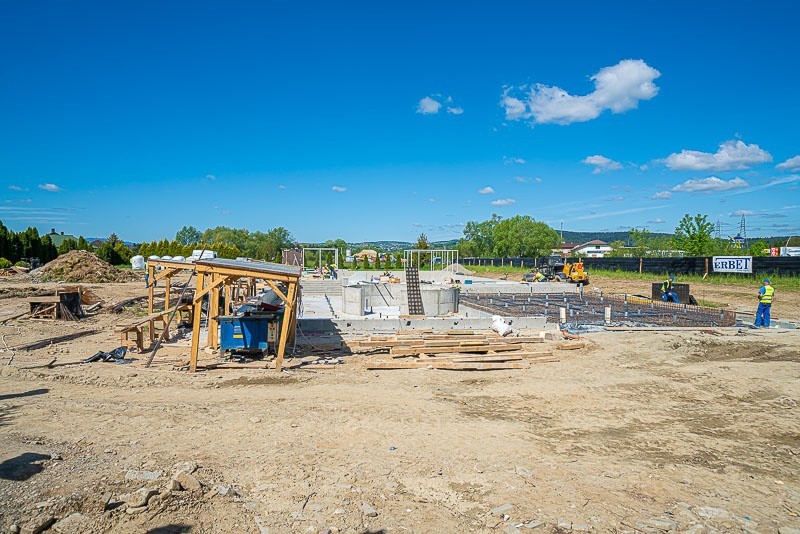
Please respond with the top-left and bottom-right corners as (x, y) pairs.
(571, 240), (611, 258)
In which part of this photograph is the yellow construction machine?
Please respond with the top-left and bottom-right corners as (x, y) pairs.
(559, 259), (589, 284)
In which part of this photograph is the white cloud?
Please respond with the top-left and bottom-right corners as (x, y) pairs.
(205, 174), (216, 180)
(416, 96), (441, 114)
(38, 183), (62, 192)
(277, 184), (286, 189)
(478, 186), (495, 194)
(447, 106), (464, 115)
(491, 198), (516, 206)
(730, 210), (757, 216)
(503, 156), (526, 165)
(428, 198), (436, 203)
(8, 185), (24, 191)
(331, 186), (347, 192)
(610, 195), (625, 201)
(662, 140), (772, 171)
(513, 176), (531, 183)
(534, 177), (543, 183)
(648, 218), (666, 224)
(672, 176), (749, 193)
(651, 191), (672, 200)
(501, 59), (661, 125)
(582, 154), (622, 174)
(777, 155), (800, 171)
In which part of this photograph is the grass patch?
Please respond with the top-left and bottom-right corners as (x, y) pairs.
(468, 265), (530, 275)
(589, 268), (800, 291)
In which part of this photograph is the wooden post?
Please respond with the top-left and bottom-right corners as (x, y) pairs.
(189, 273), (206, 372)
(208, 273), (220, 349)
(275, 281), (298, 372)
(163, 274), (171, 339)
(639, 258), (643, 274)
(148, 265), (155, 342)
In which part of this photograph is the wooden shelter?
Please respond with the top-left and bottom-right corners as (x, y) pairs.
(189, 258), (302, 372)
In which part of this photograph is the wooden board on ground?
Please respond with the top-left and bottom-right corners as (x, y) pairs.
(557, 341), (586, 350)
(367, 361), (530, 370)
(391, 343), (526, 357)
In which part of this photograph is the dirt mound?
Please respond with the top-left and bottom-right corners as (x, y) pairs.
(32, 250), (142, 283)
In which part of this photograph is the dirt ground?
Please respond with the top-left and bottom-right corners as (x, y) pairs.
(0, 278), (799, 533)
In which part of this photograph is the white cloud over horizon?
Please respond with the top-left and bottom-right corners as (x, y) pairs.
(672, 176), (749, 193)
(501, 59), (661, 125)
(662, 140), (772, 171)
(491, 198), (516, 206)
(478, 186), (495, 194)
(582, 154), (622, 174)
(776, 155), (800, 171)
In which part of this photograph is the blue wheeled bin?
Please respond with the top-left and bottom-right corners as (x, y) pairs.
(218, 311), (283, 355)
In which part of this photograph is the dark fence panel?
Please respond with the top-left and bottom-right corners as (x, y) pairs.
(460, 256), (800, 276)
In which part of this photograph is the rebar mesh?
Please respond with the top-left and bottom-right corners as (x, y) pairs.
(460, 293), (736, 327)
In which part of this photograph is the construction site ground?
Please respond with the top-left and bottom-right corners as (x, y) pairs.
(0, 277), (799, 533)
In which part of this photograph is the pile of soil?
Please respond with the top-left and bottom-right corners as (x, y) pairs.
(31, 251), (142, 283)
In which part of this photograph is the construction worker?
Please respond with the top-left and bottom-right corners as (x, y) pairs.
(661, 275), (679, 303)
(755, 279), (775, 327)
(533, 269), (546, 282)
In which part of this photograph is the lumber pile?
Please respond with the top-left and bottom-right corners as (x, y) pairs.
(356, 330), (561, 371)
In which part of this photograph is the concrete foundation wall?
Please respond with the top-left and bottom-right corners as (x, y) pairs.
(299, 315), (547, 334)
(342, 283), (459, 316)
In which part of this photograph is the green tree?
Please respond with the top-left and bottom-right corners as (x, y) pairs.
(492, 215), (560, 257)
(606, 240), (628, 257)
(0, 258), (11, 269)
(628, 228), (651, 256)
(76, 236), (92, 251)
(674, 214), (715, 256)
(459, 214), (502, 256)
(96, 242), (120, 265)
(749, 240), (769, 257)
(414, 233), (429, 250)
(114, 243), (133, 265)
(175, 225), (202, 246)
(57, 238), (79, 255)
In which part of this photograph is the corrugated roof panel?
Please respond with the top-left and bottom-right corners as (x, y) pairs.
(195, 258), (302, 277)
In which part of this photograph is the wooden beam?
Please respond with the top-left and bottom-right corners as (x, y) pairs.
(192, 274), (234, 303)
(263, 279), (288, 304)
(194, 265), (299, 283)
(189, 273), (206, 372)
(153, 266), (185, 283)
(274, 281), (298, 372)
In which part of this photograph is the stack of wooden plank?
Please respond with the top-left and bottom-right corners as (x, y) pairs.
(351, 330), (559, 371)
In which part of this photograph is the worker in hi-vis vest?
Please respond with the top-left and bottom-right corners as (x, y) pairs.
(755, 279), (775, 327)
(660, 275), (679, 303)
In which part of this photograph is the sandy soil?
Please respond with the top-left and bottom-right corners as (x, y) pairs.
(0, 278), (799, 533)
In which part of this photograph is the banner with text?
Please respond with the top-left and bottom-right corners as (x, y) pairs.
(712, 256), (753, 273)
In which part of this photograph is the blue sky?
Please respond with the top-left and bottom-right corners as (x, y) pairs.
(1, 1), (799, 243)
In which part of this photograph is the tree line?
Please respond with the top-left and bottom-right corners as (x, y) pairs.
(0, 223), (58, 267)
(456, 214), (561, 258)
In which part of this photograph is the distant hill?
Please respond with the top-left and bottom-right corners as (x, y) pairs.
(314, 233), (793, 252)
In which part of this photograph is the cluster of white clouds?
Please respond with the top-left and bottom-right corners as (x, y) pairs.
(503, 156), (526, 165)
(661, 140), (772, 172)
(478, 186), (495, 194)
(501, 59), (661, 125)
(671, 176), (749, 193)
(514, 176), (542, 183)
(582, 155), (622, 174)
(38, 183), (61, 192)
(416, 95), (463, 115)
